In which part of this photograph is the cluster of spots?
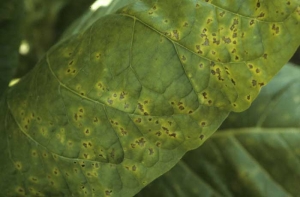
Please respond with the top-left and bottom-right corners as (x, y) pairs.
(81, 138), (122, 164)
(125, 165), (137, 172)
(91, 162), (100, 169)
(19, 109), (42, 133)
(210, 66), (225, 82)
(252, 79), (264, 87)
(79, 184), (90, 196)
(104, 91), (131, 111)
(96, 82), (110, 97)
(65, 59), (77, 75)
(137, 100), (150, 115)
(159, 125), (177, 138)
(155, 122), (182, 148)
(128, 113), (186, 151)
(271, 24), (280, 35)
(110, 119), (128, 137)
(201, 92), (213, 105)
(171, 30), (180, 40)
(170, 101), (193, 114)
(75, 85), (86, 96)
(53, 168), (60, 176)
(148, 4), (157, 15)
(131, 137), (147, 149)
(248, 64), (261, 74)
(196, 44), (203, 54)
(105, 190), (113, 196)
(74, 107), (85, 127)
(79, 161), (86, 168)
(200, 28), (210, 46)
(27, 187), (44, 196)
(230, 18), (239, 32)
(81, 141), (94, 159)
(247, 64), (265, 88)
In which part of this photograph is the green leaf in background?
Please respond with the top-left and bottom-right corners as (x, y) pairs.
(137, 64), (300, 196)
(61, 0), (137, 40)
(0, 0), (23, 95)
(1, 0), (300, 196)
(16, 0), (96, 78)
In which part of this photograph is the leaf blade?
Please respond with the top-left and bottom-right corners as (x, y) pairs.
(1, 1), (300, 196)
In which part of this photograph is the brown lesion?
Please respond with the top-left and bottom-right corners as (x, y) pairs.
(138, 103), (144, 112)
(231, 78), (236, 85)
(202, 92), (208, 99)
(136, 138), (146, 146)
(263, 53), (268, 59)
(105, 190), (112, 196)
(199, 134), (204, 140)
(222, 36), (231, 44)
(135, 118), (142, 123)
(257, 12), (265, 18)
(172, 30), (180, 40)
(148, 148), (154, 155)
(207, 18), (213, 24)
(169, 133), (176, 138)
(271, 24), (280, 35)
(132, 165), (137, 171)
(196, 45), (203, 54)
(162, 127), (169, 132)
(219, 11), (225, 17)
(256, 0), (261, 8)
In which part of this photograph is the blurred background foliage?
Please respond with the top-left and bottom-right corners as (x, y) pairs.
(0, 0), (23, 96)
(16, 0), (95, 78)
(12, 0), (300, 80)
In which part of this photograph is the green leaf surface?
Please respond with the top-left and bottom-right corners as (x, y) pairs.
(1, 0), (300, 196)
(221, 63), (300, 128)
(137, 64), (300, 196)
